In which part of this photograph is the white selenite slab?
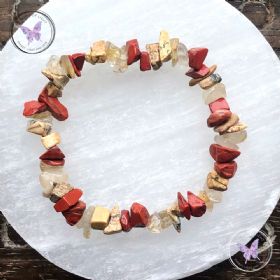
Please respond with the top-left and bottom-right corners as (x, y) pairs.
(0, 0), (280, 279)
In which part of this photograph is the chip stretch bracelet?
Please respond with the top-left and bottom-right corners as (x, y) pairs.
(22, 31), (247, 238)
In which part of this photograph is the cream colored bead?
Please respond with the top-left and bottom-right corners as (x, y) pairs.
(25, 110), (52, 120)
(90, 206), (110, 230)
(217, 129), (247, 145)
(50, 182), (73, 202)
(204, 184), (223, 203)
(207, 170), (229, 191)
(106, 41), (121, 67)
(40, 161), (64, 173)
(27, 120), (52, 136)
(226, 122), (247, 133)
(113, 45), (128, 73)
(59, 55), (76, 79)
(202, 83), (227, 105)
(159, 30), (172, 62)
(41, 132), (61, 149)
(146, 43), (162, 70)
(87, 40), (107, 64)
(170, 38), (179, 66)
(76, 205), (95, 239)
(198, 191), (214, 212)
(46, 82), (62, 97)
(41, 69), (69, 89)
(103, 205), (122, 234)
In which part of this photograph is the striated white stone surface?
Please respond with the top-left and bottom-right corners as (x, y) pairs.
(0, 0), (280, 279)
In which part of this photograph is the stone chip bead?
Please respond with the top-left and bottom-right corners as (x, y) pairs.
(187, 191), (206, 217)
(177, 192), (191, 220)
(198, 191), (213, 212)
(40, 161), (64, 173)
(46, 82), (62, 98)
(39, 146), (65, 161)
(68, 53), (85, 77)
(146, 43), (162, 70)
(113, 45), (128, 73)
(188, 47), (208, 70)
(126, 39), (141, 65)
(204, 184), (223, 203)
(214, 113), (239, 134)
(140, 51), (151, 71)
(60, 55), (77, 79)
(186, 64), (209, 79)
(104, 205), (122, 234)
(176, 42), (189, 68)
(23, 100), (47, 117)
(207, 170), (229, 191)
(62, 200), (86, 226)
(189, 64), (217, 87)
(120, 210), (132, 232)
(209, 144), (241, 163)
(50, 182), (73, 203)
(170, 38), (179, 66)
(130, 202), (150, 227)
(27, 120), (52, 136)
(199, 73), (222, 89)
(147, 212), (163, 233)
(216, 130), (247, 145)
(226, 123), (247, 133)
(202, 83), (227, 105)
(76, 205), (95, 238)
(38, 88), (68, 121)
(106, 41), (121, 67)
(159, 30), (172, 62)
(54, 188), (83, 212)
(214, 161), (237, 179)
(209, 98), (230, 113)
(207, 110), (232, 128)
(41, 132), (61, 149)
(86, 40), (107, 64)
(90, 206), (111, 230)
(42, 69), (69, 89)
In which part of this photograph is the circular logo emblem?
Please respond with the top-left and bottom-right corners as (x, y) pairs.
(11, 11), (55, 54)
(228, 228), (273, 272)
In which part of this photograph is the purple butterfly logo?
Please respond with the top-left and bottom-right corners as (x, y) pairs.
(20, 21), (42, 45)
(237, 238), (260, 264)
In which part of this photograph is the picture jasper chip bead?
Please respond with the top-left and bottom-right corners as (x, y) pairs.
(62, 200), (86, 226)
(207, 170), (229, 191)
(27, 120), (52, 136)
(54, 188), (83, 212)
(146, 43), (162, 70)
(226, 122), (247, 133)
(86, 40), (107, 64)
(104, 205), (122, 234)
(50, 182), (73, 203)
(90, 206), (110, 230)
(130, 202), (150, 227)
(159, 30), (172, 62)
(46, 82), (62, 98)
(199, 73), (222, 89)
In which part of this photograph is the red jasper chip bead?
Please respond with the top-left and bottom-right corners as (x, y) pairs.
(38, 88), (68, 121)
(188, 48), (208, 70)
(41, 159), (65, 166)
(187, 191), (206, 217)
(207, 110), (232, 127)
(177, 192), (191, 220)
(39, 146), (65, 160)
(69, 53), (85, 77)
(120, 210), (132, 232)
(185, 64), (210, 79)
(210, 144), (241, 163)
(62, 200), (86, 226)
(23, 100), (47, 116)
(126, 39), (141, 65)
(214, 161), (237, 179)
(209, 98), (230, 113)
(130, 202), (150, 227)
(54, 189), (83, 212)
(140, 51), (151, 71)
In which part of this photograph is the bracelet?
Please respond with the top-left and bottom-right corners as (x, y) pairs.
(22, 31), (247, 238)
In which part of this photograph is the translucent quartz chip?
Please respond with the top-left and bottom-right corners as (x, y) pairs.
(106, 42), (121, 67)
(198, 191), (213, 212)
(214, 134), (239, 150)
(76, 205), (95, 238)
(45, 55), (67, 76)
(113, 45), (128, 73)
(27, 119), (52, 136)
(215, 130), (247, 147)
(204, 185), (223, 203)
(40, 161), (64, 173)
(39, 171), (68, 197)
(177, 43), (189, 68)
(202, 83), (227, 105)
(147, 212), (162, 233)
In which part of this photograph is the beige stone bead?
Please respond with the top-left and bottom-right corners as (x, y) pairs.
(41, 132), (61, 149)
(146, 43), (162, 70)
(106, 41), (121, 67)
(26, 111), (52, 120)
(170, 38), (179, 66)
(46, 82), (62, 97)
(207, 170), (229, 191)
(87, 40), (107, 64)
(39, 171), (68, 197)
(214, 113), (239, 134)
(198, 191), (214, 212)
(166, 201), (181, 217)
(202, 83), (227, 105)
(41, 69), (69, 89)
(204, 184), (223, 203)
(214, 134), (239, 150)
(50, 182), (73, 203)
(159, 30), (172, 62)
(40, 161), (64, 173)
(76, 205), (95, 238)
(90, 206), (110, 230)
(199, 74), (222, 90)
(226, 122), (247, 133)
(147, 212), (162, 233)
(59, 55), (76, 79)
(27, 120), (52, 136)
(113, 45), (128, 73)
(103, 205), (122, 234)
(219, 129), (247, 144)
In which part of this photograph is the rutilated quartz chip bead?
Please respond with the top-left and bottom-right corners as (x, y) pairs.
(90, 206), (110, 230)
(214, 134), (239, 150)
(216, 129), (247, 145)
(113, 45), (128, 73)
(159, 30), (172, 62)
(106, 41), (121, 67)
(146, 43), (162, 70)
(198, 191), (214, 212)
(176, 42), (189, 68)
(204, 183), (223, 203)
(202, 83), (227, 105)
